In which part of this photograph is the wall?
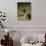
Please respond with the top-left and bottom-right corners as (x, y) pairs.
(0, 0), (46, 27)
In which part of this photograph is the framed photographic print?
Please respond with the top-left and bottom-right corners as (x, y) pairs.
(17, 2), (32, 21)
